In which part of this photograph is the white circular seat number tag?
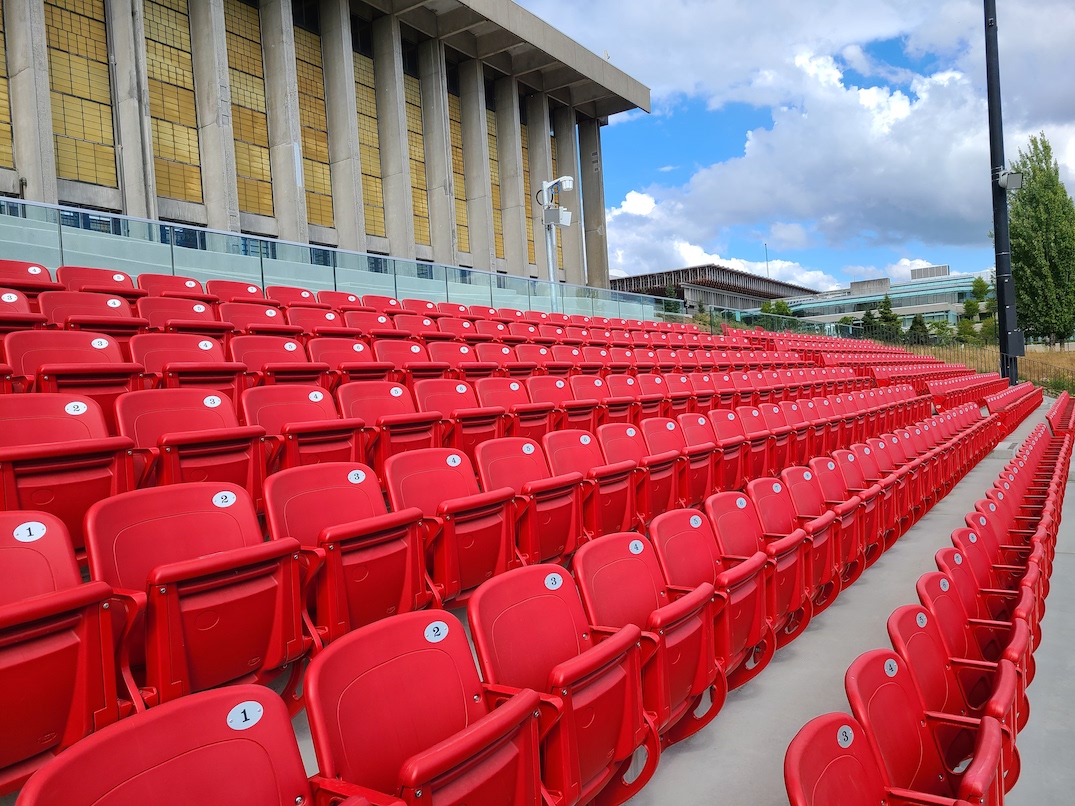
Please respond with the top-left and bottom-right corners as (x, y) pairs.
(198, 340), (213, 351)
(456, 384), (468, 394)
(1, 293), (17, 303)
(667, 422), (676, 431)
(736, 497), (747, 509)
(425, 620), (449, 643)
(113, 274), (125, 282)
(884, 659), (898, 677)
(227, 701), (264, 731)
(14, 521), (47, 543)
(545, 572), (563, 590)
(107, 298), (122, 308)
(247, 286), (258, 293)
(837, 725), (854, 748)
(629, 539), (645, 555)
(690, 515), (703, 528)
(510, 382), (520, 391)
(204, 395), (222, 409)
(194, 304), (206, 313)
(390, 387), (403, 397)
(185, 280), (197, 288)
(347, 469), (366, 484)
(284, 342), (298, 352)
(446, 454), (462, 467)
(580, 435), (591, 445)
(65, 401), (88, 416)
(626, 428), (636, 437)
(522, 443), (535, 454)
(352, 343), (364, 352)
(309, 391), (324, 402)
(916, 612), (928, 628)
(214, 491), (237, 508)
(91, 338), (109, 349)
(411, 345), (421, 353)
(27, 266), (42, 274)
(265, 308), (277, 317)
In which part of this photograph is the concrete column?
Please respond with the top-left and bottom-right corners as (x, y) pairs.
(109, 0), (157, 218)
(578, 116), (609, 289)
(372, 15), (415, 259)
(5, 0), (57, 203)
(319, 0), (365, 251)
(458, 59), (493, 272)
(260, 0), (308, 243)
(494, 76), (527, 277)
(190, 0), (241, 231)
(552, 105), (584, 285)
(526, 92), (552, 279)
(418, 39), (454, 266)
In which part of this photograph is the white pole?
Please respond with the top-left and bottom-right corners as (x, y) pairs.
(542, 179), (559, 313)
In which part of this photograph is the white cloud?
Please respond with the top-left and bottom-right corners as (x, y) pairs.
(658, 165), (679, 173)
(609, 191), (657, 218)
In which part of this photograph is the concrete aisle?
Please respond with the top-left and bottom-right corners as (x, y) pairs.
(624, 403), (1055, 806)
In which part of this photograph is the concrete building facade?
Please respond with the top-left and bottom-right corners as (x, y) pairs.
(611, 263), (821, 312)
(0, 0), (649, 287)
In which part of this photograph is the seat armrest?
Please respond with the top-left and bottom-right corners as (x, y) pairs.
(548, 623), (642, 689)
(281, 417), (365, 437)
(438, 486), (515, 517)
(0, 435), (134, 463)
(646, 582), (716, 632)
(147, 538), (301, 586)
(157, 425), (265, 447)
(520, 471), (585, 497)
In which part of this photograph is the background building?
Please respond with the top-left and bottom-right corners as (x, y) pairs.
(0, 0), (648, 288)
(611, 263), (820, 312)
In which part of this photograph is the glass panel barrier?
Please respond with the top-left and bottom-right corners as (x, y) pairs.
(491, 272), (529, 312)
(445, 265), (492, 308)
(262, 241), (336, 291)
(393, 260), (447, 303)
(171, 228), (264, 287)
(335, 253), (397, 299)
(59, 212), (172, 278)
(0, 201), (63, 268)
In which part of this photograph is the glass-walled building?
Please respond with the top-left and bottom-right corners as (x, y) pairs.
(0, 0), (649, 289)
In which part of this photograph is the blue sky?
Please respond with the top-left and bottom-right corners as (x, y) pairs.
(517, 0), (1075, 290)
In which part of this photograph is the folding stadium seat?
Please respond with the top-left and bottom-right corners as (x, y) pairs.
(779, 400), (815, 465)
(573, 533), (724, 746)
(850, 442), (901, 548)
(474, 342), (538, 376)
(784, 712), (1002, 806)
(305, 610), (542, 805)
(889, 429), (933, 516)
(393, 314), (453, 342)
(475, 318), (522, 343)
(516, 342), (572, 374)
(787, 462), (863, 587)
(38, 291), (149, 344)
(286, 305), (354, 337)
(266, 284), (326, 306)
(639, 417), (717, 506)
(307, 336), (394, 385)
(607, 345), (638, 369)
(129, 333), (246, 406)
(362, 294), (402, 313)
(384, 449), (517, 605)
(335, 381), (442, 480)
(541, 324), (577, 345)
(678, 411), (742, 492)
(240, 384), (364, 472)
(438, 301), (474, 318)
(683, 372), (717, 412)
(373, 338), (452, 388)
(733, 406), (772, 480)
(633, 347), (659, 373)
(553, 344), (602, 373)
(317, 289), (374, 311)
(598, 423), (679, 523)
(426, 341), (499, 380)
(470, 303), (503, 320)
(412, 379), (504, 462)
(748, 477), (840, 613)
(218, 301), (301, 337)
(474, 377), (555, 441)
(585, 345), (631, 375)
(468, 564), (659, 805)
(869, 433), (922, 526)
(607, 373), (666, 420)
(226, 334), (329, 387)
(15, 686), (335, 806)
(264, 463), (432, 640)
(571, 374), (635, 424)
(705, 491), (813, 648)
(844, 650), (1007, 804)
(960, 513), (1044, 599)
(56, 266), (147, 303)
(0, 512), (121, 794)
(496, 307), (524, 322)
(636, 373), (690, 417)
(205, 279), (277, 304)
(510, 322), (552, 345)
(711, 372), (738, 409)
(831, 450), (887, 564)
(436, 316), (490, 342)
(135, 296), (233, 337)
(758, 403), (796, 473)
(544, 430), (639, 537)
(85, 483), (309, 708)
(401, 297), (446, 317)
(648, 508), (773, 689)
(475, 437), (584, 564)
(731, 372), (759, 407)
(136, 273), (215, 301)
(528, 375), (601, 431)
(0, 259), (64, 304)
(115, 388), (267, 494)
(889, 600), (1023, 784)
(810, 397), (844, 452)
(0, 287), (46, 332)
(342, 310), (403, 339)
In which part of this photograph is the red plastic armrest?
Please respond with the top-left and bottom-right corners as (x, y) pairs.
(548, 623), (642, 689)
(765, 528), (809, 558)
(147, 538), (301, 586)
(588, 459), (638, 480)
(520, 471), (584, 497)
(318, 507), (425, 547)
(438, 486), (515, 517)
(451, 405), (506, 421)
(36, 361), (144, 378)
(309, 775), (403, 806)
(281, 417), (366, 437)
(0, 580), (112, 630)
(161, 361), (247, 376)
(157, 424), (265, 447)
(0, 435), (133, 463)
(646, 582), (715, 632)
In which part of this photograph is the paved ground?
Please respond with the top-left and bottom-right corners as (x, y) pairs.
(4, 401), (1070, 805)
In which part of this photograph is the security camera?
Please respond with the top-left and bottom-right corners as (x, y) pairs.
(556, 176), (574, 191)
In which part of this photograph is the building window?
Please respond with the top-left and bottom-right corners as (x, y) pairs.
(351, 17), (385, 238)
(225, 0), (273, 216)
(520, 104), (535, 265)
(293, 0), (333, 228)
(446, 66), (469, 253)
(0, 1), (14, 170)
(486, 82), (504, 259)
(403, 44), (429, 246)
(46, 0), (118, 187)
(549, 128), (564, 269)
(144, 0), (202, 203)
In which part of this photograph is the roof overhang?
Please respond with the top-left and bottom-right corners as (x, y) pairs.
(363, 0), (651, 119)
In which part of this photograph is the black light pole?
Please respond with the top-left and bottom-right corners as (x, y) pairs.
(984, 0), (1021, 383)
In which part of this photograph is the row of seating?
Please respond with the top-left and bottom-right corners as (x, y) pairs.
(1, 390), (1011, 803)
(929, 372), (1011, 410)
(872, 363), (974, 392)
(1045, 390), (1075, 435)
(987, 383), (1045, 437)
(784, 420), (1070, 805)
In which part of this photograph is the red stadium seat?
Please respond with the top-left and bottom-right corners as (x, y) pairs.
(307, 337), (394, 385)
(205, 279), (275, 304)
(468, 564), (660, 805)
(0, 512), (121, 794)
(0, 260), (64, 303)
(264, 462), (432, 639)
(475, 377), (555, 441)
(16, 686), (331, 806)
(129, 333), (246, 405)
(218, 301), (301, 336)
(228, 334), (330, 385)
(412, 379), (504, 463)
(707, 409), (753, 490)
(38, 291), (149, 344)
(266, 284), (326, 306)
(0, 287), (46, 332)
(393, 314), (453, 342)
(607, 374), (664, 420)
(336, 381), (442, 480)
(306, 611), (543, 805)
(135, 273), (215, 302)
(56, 266), (147, 303)
(135, 296), (232, 337)
(573, 532), (723, 745)
(426, 341), (499, 380)
(528, 375), (600, 431)
(85, 483), (309, 709)
(515, 342), (572, 374)
(571, 374), (636, 424)
(373, 339), (452, 388)
(240, 384), (364, 471)
(598, 423), (679, 523)
(475, 437), (584, 564)
(0, 394), (132, 551)
(832, 449), (886, 565)
(543, 429), (639, 538)
(384, 448), (517, 606)
(317, 289), (373, 311)
(643, 416), (717, 507)
(473, 342), (538, 376)
(287, 305), (353, 337)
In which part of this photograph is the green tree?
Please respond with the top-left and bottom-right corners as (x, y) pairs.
(956, 318), (980, 344)
(770, 299), (793, 317)
(877, 295), (902, 341)
(906, 313), (930, 343)
(979, 316), (998, 345)
(759, 300), (772, 314)
(929, 320), (955, 345)
(971, 276), (990, 302)
(1010, 132), (1075, 344)
(963, 298), (980, 320)
(860, 308), (878, 337)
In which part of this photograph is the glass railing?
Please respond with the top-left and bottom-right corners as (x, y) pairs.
(0, 198), (685, 321)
